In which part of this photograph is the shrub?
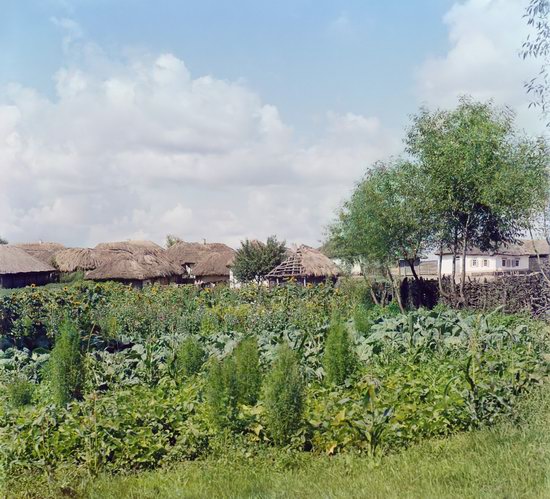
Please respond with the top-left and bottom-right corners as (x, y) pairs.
(323, 316), (356, 385)
(174, 337), (207, 380)
(234, 337), (262, 405)
(204, 358), (239, 429)
(48, 320), (84, 406)
(6, 377), (34, 408)
(264, 344), (304, 445)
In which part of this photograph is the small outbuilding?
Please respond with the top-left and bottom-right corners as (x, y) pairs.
(0, 245), (59, 288)
(85, 241), (181, 287)
(84, 250), (180, 288)
(166, 241), (235, 283)
(266, 245), (340, 285)
(192, 251), (236, 286)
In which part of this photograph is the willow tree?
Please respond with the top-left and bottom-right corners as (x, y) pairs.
(329, 159), (435, 311)
(407, 98), (549, 301)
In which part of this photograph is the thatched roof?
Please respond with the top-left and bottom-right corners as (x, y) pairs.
(15, 242), (65, 266)
(193, 251), (236, 278)
(266, 245), (340, 279)
(95, 240), (163, 253)
(167, 241), (235, 266)
(0, 246), (56, 275)
(53, 248), (105, 273)
(85, 250), (179, 281)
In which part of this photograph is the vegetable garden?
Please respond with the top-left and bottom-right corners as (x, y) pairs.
(0, 281), (548, 491)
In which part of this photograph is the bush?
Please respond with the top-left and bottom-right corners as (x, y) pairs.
(174, 338), (207, 380)
(48, 320), (84, 406)
(234, 337), (262, 405)
(204, 358), (239, 429)
(6, 377), (34, 408)
(323, 316), (356, 385)
(264, 344), (304, 445)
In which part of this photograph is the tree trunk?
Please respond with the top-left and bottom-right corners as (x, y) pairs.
(459, 216), (471, 304)
(385, 264), (404, 313)
(437, 243), (447, 298)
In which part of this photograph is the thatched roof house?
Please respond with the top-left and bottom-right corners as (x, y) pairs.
(15, 242), (65, 266)
(193, 251), (236, 286)
(266, 245), (340, 285)
(0, 245), (58, 288)
(85, 249), (180, 288)
(53, 248), (105, 273)
(95, 240), (164, 253)
(166, 241), (235, 284)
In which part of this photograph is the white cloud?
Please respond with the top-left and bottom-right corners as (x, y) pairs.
(416, 0), (546, 134)
(0, 29), (397, 247)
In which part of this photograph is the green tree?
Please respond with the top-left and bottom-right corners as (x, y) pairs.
(522, 0), (550, 120)
(165, 234), (183, 248)
(0, 236), (8, 245)
(407, 98), (549, 301)
(263, 344), (304, 445)
(232, 236), (287, 283)
(329, 159), (434, 310)
(49, 320), (84, 406)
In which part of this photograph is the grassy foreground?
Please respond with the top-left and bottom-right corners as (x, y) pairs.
(11, 385), (549, 499)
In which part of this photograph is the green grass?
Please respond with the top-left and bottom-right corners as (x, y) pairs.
(8, 385), (549, 499)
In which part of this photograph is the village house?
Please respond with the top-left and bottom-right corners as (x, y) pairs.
(15, 242), (65, 266)
(438, 239), (550, 278)
(266, 245), (340, 285)
(166, 241), (235, 285)
(53, 248), (105, 274)
(0, 245), (59, 288)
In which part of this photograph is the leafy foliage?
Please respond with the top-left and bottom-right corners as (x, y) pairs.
(173, 337), (206, 381)
(323, 316), (356, 385)
(0, 236), (7, 245)
(6, 376), (34, 408)
(233, 337), (262, 405)
(48, 320), (84, 406)
(264, 344), (305, 444)
(232, 236), (287, 283)
(0, 282), (547, 480)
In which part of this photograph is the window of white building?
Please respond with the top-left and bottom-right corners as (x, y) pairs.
(483, 259), (489, 267)
(471, 259), (478, 267)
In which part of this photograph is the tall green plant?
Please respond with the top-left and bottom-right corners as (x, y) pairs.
(49, 320), (84, 406)
(234, 337), (262, 405)
(263, 344), (304, 445)
(204, 358), (239, 429)
(323, 316), (356, 385)
(173, 337), (206, 381)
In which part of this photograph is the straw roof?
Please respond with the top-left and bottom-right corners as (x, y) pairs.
(167, 241), (235, 266)
(15, 242), (65, 266)
(266, 245), (340, 279)
(193, 251), (236, 277)
(53, 248), (105, 273)
(95, 240), (163, 253)
(85, 250), (179, 281)
(0, 245), (56, 274)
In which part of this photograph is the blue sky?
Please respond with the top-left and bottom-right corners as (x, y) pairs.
(2, 0), (454, 132)
(0, 0), (544, 247)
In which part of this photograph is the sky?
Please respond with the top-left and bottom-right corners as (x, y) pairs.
(0, 0), (546, 248)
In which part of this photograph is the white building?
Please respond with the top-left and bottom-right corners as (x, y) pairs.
(438, 239), (550, 277)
